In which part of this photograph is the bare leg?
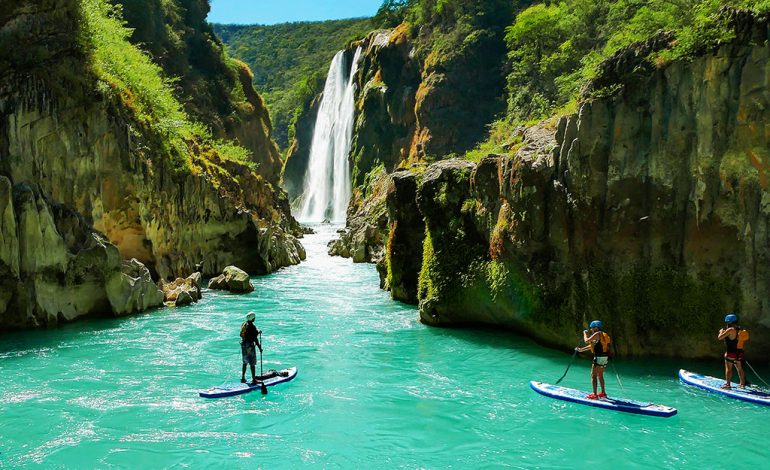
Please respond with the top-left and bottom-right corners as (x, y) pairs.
(591, 365), (598, 394)
(598, 368), (606, 394)
(241, 364), (247, 380)
(736, 362), (746, 387)
(250, 364), (257, 381)
(724, 360), (733, 387)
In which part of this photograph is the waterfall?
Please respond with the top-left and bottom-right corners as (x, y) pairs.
(298, 46), (363, 223)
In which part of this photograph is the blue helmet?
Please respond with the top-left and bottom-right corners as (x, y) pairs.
(589, 320), (602, 329)
(724, 314), (738, 323)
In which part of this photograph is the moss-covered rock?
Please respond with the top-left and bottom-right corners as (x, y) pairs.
(385, 62), (770, 358)
(384, 169), (424, 303)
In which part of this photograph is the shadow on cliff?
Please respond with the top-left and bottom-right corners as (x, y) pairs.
(422, 322), (770, 382)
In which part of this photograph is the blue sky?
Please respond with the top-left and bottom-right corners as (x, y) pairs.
(208, 0), (383, 25)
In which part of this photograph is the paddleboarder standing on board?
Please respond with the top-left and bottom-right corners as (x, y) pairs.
(575, 320), (611, 399)
(240, 311), (263, 385)
(717, 313), (748, 389)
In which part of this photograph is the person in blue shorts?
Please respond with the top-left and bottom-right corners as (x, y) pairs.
(240, 311), (262, 385)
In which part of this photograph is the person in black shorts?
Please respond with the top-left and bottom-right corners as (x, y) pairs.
(575, 320), (611, 399)
(240, 311), (262, 385)
(717, 313), (748, 389)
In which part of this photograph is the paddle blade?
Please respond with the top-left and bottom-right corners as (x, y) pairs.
(555, 350), (578, 384)
(261, 383), (268, 395)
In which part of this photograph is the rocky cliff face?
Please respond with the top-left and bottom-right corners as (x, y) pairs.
(0, 0), (304, 329)
(282, 80), (323, 203)
(0, 177), (164, 328)
(379, 15), (770, 359)
(345, 14), (509, 187)
(288, 17), (507, 198)
(348, 27), (421, 188)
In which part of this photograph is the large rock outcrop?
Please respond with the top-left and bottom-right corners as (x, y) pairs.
(348, 27), (421, 187)
(0, 177), (162, 328)
(328, 167), (389, 264)
(381, 15), (770, 359)
(107, 258), (165, 315)
(345, 9), (511, 187)
(0, 0), (304, 329)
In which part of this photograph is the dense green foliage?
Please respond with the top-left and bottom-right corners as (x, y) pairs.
(112, 0), (269, 159)
(505, 0), (770, 122)
(213, 18), (373, 150)
(81, 0), (254, 170)
(396, 0), (515, 63)
(373, 0), (417, 27)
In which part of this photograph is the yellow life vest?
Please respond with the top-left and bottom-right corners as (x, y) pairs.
(737, 329), (749, 349)
(590, 332), (612, 355)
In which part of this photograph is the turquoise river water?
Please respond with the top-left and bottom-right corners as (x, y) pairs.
(1, 225), (768, 468)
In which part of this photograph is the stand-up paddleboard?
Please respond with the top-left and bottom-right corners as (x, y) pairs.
(530, 381), (677, 417)
(679, 369), (770, 406)
(199, 367), (297, 399)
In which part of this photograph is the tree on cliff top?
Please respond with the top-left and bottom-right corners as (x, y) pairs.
(505, 0), (770, 122)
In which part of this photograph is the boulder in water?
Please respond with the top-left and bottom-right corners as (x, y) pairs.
(208, 265), (254, 293)
(160, 276), (201, 303)
(187, 272), (202, 298)
(207, 275), (227, 290)
(174, 290), (194, 307)
(106, 258), (165, 316)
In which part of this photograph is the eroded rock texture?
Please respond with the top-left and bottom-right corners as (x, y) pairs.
(0, 0), (304, 329)
(381, 16), (770, 358)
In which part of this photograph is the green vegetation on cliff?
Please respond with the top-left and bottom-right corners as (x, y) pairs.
(81, 0), (256, 172)
(213, 18), (374, 150)
(505, 0), (770, 122)
(454, 0), (770, 162)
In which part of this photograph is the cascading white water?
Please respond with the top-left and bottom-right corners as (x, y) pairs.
(298, 46), (363, 223)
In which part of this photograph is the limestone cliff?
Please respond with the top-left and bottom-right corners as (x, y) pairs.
(295, 13), (509, 200)
(346, 8), (511, 188)
(0, 0), (304, 329)
(380, 13), (770, 359)
(282, 77), (324, 203)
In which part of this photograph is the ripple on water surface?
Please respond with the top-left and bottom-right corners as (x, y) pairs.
(1, 225), (769, 468)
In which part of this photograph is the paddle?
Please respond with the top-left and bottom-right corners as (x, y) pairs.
(745, 360), (770, 388)
(259, 331), (268, 395)
(610, 334), (625, 392)
(555, 348), (579, 384)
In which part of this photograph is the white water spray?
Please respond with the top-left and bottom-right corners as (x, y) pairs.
(298, 47), (363, 223)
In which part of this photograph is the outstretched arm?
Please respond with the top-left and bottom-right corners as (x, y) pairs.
(575, 345), (592, 353)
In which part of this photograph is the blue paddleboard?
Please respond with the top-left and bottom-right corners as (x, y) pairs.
(199, 367), (298, 398)
(530, 381), (677, 417)
(679, 369), (770, 406)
